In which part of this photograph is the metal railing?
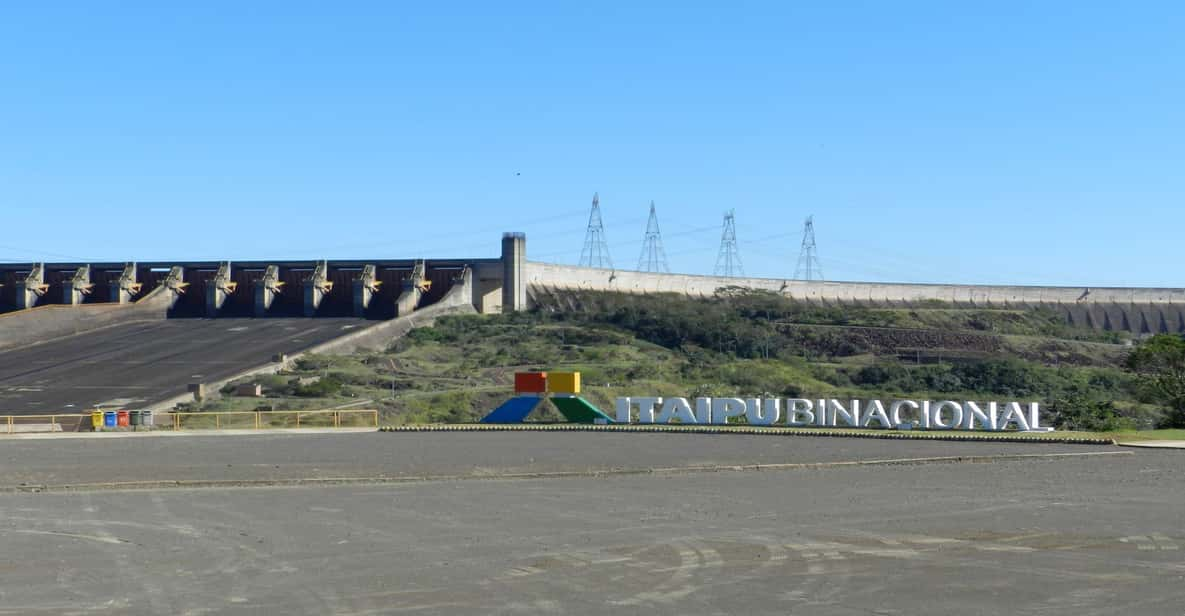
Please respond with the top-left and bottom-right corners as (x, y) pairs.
(2, 414), (86, 434)
(0, 410), (379, 434)
(170, 410), (379, 431)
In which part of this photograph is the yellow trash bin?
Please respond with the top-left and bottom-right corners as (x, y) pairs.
(91, 410), (104, 432)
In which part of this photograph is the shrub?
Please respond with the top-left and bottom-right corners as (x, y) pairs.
(1046, 394), (1136, 432)
(294, 355), (334, 371)
(294, 376), (343, 397)
(924, 370), (965, 393)
(1125, 334), (1185, 428)
(950, 359), (1040, 397)
(853, 363), (909, 386)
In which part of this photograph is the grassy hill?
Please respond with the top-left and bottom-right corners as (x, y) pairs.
(199, 290), (1169, 430)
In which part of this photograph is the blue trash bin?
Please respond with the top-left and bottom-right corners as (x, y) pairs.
(104, 411), (117, 428)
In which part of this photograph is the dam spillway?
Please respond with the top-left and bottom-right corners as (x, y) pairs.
(0, 233), (1180, 347)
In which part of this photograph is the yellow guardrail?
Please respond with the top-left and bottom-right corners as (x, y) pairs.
(0, 410), (379, 434)
(1, 414), (86, 434)
(170, 410), (380, 431)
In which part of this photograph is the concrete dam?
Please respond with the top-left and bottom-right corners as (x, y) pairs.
(0, 232), (1181, 413)
(524, 262), (1185, 336)
(2, 232), (1184, 345)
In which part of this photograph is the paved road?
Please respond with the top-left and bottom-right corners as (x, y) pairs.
(0, 431), (1121, 488)
(0, 437), (1179, 615)
(0, 318), (366, 414)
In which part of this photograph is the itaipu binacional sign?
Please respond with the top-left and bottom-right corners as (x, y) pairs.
(480, 371), (1053, 432)
(614, 397), (1052, 432)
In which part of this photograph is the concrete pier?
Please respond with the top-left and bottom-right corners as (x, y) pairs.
(15, 263), (47, 310)
(162, 266), (187, 310)
(62, 265), (93, 306)
(254, 265), (283, 317)
(353, 265), (379, 317)
(396, 261), (428, 317)
(501, 232), (526, 313)
(110, 263), (141, 304)
(303, 261), (332, 317)
(205, 262), (236, 317)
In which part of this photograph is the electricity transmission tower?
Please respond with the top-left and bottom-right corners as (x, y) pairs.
(794, 215), (824, 281)
(636, 201), (670, 273)
(579, 192), (613, 269)
(713, 209), (744, 277)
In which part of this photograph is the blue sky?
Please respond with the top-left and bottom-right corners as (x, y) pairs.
(1, 2), (1181, 286)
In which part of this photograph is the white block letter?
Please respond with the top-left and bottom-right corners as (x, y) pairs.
(1028, 402), (1053, 432)
(862, 400), (892, 429)
(828, 399), (859, 427)
(963, 401), (998, 431)
(657, 397), (697, 424)
(891, 400), (920, 429)
(787, 399), (815, 426)
(634, 397), (662, 424)
(711, 398), (747, 425)
(695, 398), (713, 424)
(615, 397), (633, 424)
(998, 402), (1032, 431)
(745, 398), (780, 426)
(931, 401), (964, 430)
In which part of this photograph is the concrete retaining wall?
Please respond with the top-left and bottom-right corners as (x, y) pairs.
(524, 262), (1185, 333)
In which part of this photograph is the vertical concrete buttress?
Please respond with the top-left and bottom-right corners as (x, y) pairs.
(62, 265), (93, 306)
(163, 266), (187, 309)
(353, 265), (379, 317)
(206, 262), (235, 316)
(502, 232), (526, 313)
(396, 261), (428, 317)
(303, 260), (332, 317)
(254, 265), (283, 316)
(16, 263), (47, 309)
(111, 263), (141, 304)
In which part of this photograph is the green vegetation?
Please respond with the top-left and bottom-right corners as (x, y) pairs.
(1044, 394), (1136, 432)
(1125, 334), (1185, 428)
(199, 290), (1180, 431)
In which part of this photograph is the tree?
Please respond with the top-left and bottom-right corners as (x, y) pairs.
(1046, 393), (1135, 432)
(1125, 334), (1185, 428)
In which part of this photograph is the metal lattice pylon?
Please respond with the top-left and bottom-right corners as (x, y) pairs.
(636, 201), (670, 273)
(714, 209), (744, 277)
(579, 192), (613, 269)
(793, 215), (824, 281)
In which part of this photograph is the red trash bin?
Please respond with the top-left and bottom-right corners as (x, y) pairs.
(116, 410), (130, 427)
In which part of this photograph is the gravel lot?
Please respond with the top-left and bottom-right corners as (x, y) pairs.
(0, 433), (1179, 615)
(0, 430), (1122, 488)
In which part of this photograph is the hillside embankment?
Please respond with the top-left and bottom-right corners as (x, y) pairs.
(193, 290), (1176, 432)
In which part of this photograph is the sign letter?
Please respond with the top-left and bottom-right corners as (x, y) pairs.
(746, 398), (780, 426)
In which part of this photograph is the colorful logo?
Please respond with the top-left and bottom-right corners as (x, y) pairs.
(480, 371), (614, 424)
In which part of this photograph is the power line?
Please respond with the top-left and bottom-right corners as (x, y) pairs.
(578, 192), (613, 269)
(713, 209), (744, 277)
(303, 207), (590, 256)
(636, 201), (670, 273)
(793, 215), (824, 281)
(532, 221), (716, 262)
(0, 244), (89, 262)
